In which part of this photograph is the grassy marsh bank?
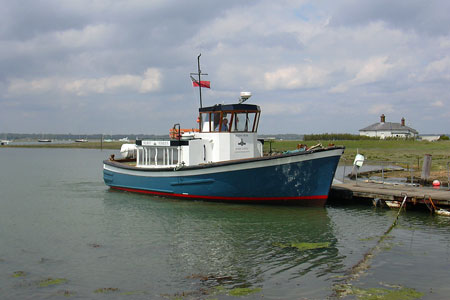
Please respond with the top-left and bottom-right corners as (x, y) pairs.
(268, 139), (450, 183)
(267, 139), (450, 164)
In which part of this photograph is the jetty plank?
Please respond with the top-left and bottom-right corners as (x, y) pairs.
(330, 182), (450, 208)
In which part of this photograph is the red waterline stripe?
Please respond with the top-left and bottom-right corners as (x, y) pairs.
(110, 186), (328, 201)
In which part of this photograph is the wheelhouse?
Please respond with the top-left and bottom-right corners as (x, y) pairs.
(199, 104), (261, 133)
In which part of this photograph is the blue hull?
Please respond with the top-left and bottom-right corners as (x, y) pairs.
(103, 147), (344, 206)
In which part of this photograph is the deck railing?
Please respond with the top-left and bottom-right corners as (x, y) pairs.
(136, 146), (179, 167)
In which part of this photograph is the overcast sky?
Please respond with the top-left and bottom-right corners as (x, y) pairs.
(1, 0), (449, 135)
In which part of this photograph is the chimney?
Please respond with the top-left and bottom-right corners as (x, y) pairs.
(401, 117), (405, 126)
(380, 114), (385, 123)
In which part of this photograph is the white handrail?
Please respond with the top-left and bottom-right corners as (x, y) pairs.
(136, 145), (179, 167)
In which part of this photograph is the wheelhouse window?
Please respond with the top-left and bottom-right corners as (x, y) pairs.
(213, 112), (222, 131)
(200, 112), (230, 132)
(200, 112), (211, 132)
(199, 104), (260, 133)
(230, 112), (259, 132)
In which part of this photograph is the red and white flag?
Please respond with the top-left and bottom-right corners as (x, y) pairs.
(190, 76), (210, 88)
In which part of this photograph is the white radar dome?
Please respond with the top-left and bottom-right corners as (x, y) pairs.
(239, 92), (252, 103)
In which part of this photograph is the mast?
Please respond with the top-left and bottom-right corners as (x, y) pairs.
(190, 53), (208, 108)
(197, 54), (202, 108)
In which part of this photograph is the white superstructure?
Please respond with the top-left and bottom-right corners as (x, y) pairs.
(134, 101), (263, 168)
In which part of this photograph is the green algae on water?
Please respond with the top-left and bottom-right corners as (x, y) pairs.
(55, 290), (76, 297)
(120, 290), (147, 296)
(162, 290), (205, 300)
(209, 285), (227, 298)
(214, 285), (227, 294)
(211, 286), (262, 297)
(12, 271), (26, 277)
(359, 236), (379, 241)
(337, 284), (423, 300)
(228, 287), (262, 296)
(94, 287), (119, 293)
(273, 242), (330, 251)
(39, 278), (68, 287)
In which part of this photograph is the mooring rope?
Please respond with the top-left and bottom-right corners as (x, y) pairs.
(427, 196), (438, 211)
(333, 195), (408, 298)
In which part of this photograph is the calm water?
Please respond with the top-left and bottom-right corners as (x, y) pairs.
(1, 148), (449, 299)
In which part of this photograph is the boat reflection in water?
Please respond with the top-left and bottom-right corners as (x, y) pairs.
(102, 192), (343, 298)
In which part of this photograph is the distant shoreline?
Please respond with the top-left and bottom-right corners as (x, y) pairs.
(2, 141), (126, 150)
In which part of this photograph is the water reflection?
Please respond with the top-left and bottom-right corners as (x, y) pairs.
(327, 205), (450, 299)
(3, 148), (450, 299)
(101, 190), (345, 296)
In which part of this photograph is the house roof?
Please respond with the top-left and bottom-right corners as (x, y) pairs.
(359, 122), (418, 134)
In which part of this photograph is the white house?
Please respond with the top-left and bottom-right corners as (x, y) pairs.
(359, 114), (418, 139)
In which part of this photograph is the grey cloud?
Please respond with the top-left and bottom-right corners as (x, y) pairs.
(1, 0), (449, 134)
(327, 0), (450, 35)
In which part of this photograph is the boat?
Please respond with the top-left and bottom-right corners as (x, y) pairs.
(103, 56), (344, 206)
(435, 209), (450, 217)
(1, 134), (11, 145)
(385, 200), (401, 208)
(38, 139), (52, 143)
(75, 139), (88, 143)
(424, 196), (450, 216)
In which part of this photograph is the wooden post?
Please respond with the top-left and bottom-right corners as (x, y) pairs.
(421, 154), (432, 184)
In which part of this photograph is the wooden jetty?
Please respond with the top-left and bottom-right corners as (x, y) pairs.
(330, 181), (450, 209)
